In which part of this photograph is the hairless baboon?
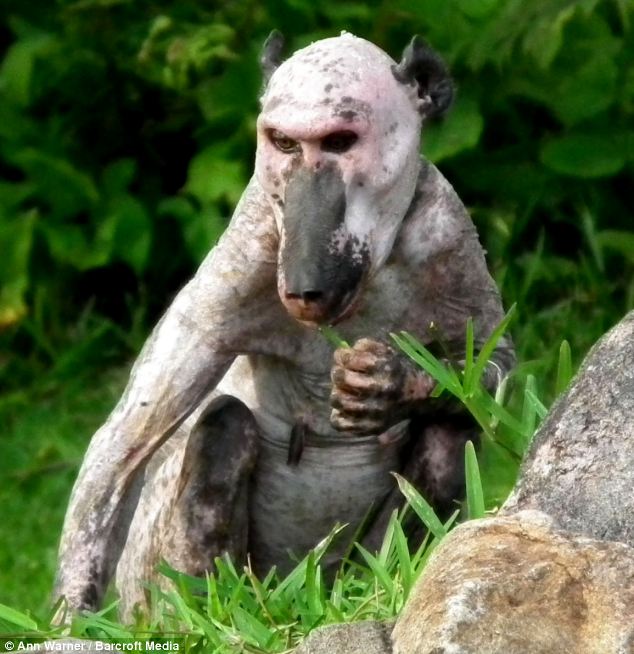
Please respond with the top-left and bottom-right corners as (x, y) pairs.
(54, 32), (514, 619)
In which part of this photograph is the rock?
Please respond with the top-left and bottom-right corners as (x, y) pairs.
(502, 310), (634, 546)
(392, 511), (634, 654)
(294, 620), (392, 654)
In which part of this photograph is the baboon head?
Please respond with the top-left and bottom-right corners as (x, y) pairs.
(256, 32), (452, 325)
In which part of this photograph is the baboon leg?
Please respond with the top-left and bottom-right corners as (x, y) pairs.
(362, 421), (478, 552)
(115, 395), (259, 620)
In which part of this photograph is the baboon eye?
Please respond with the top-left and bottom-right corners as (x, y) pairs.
(269, 130), (300, 153)
(321, 130), (358, 153)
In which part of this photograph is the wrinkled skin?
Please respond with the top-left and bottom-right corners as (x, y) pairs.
(53, 33), (514, 620)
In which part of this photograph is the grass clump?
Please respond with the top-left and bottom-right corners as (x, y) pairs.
(0, 475), (458, 652)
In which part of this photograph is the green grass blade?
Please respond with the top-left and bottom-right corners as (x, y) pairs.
(519, 231), (544, 303)
(464, 441), (485, 520)
(206, 572), (223, 619)
(391, 332), (462, 395)
(270, 524), (346, 603)
(354, 544), (394, 596)
(319, 325), (349, 348)
(232, 606), (274, 649)
(462, 317), (476, 394)
(521, 374), (539, 437)
(304, 552), (324, 617)
(394, 473), (446, 540)
(378, 509), (397, 566)
(478, 391), (526, 435)
(0, 602), (38, 630)
(524, 388), (548, 420)
(555, 339), (573, 396)
(581, 204), (604, 272)
(391, 518), (413, 597)
(471, 303), (516, 388)
(444, 509), (461, 531)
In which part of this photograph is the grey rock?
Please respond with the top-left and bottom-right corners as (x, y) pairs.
(392, 511), (634, 654)
(503, 310), (634, 546)
(294, 621), (392, 654)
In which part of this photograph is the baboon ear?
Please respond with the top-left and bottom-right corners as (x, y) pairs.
(260, 30), (285, 85)
(392, 36), (454, 119)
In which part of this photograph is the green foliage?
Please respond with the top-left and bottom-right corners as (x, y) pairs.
(392, 308), (578, 507)
(393, 307), (529, 459)
(0, 0), (631, 376)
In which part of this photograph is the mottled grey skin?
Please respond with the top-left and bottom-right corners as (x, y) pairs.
(53, 35), (513, 620)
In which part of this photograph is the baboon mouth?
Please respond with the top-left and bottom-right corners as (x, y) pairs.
(326, 285), (363, 325)
(282, 282), (364, 327)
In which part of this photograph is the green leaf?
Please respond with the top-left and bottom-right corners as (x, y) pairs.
(423, 94), (484, 162)
(0, 209), (36, 327)
(549, 55), (619, 126)
(42, 220), (114, 272)
(540, 135), (626, 178)
(391, 332), (462, 396)
(596, 230), (634, 264)
(319, 325), (350, 348)
(304, 551), (324, 617)
(354, 544), (394, 596)
(12, 149), (100, 217)
(102, 159), (137, 195)
(478, 391), (525, 437)
(458, 0), (498, 19)
(555, 340), (573, 397)
(394, 473), (446, 540)
(0, 602), (38, 630)
(522, 6), (575, 69)
(470, 304), (516, 389)
(391, 517), (413, 596)
(462, 317), (475, 393)
(524, 386), (548, 421)
(109, 196), (152, 274)
(0, 33), (55, 107)
(185, 145), (246, 206)
(231, 606), (273, 649)
(181, 204), (227, 263)
(464, 441), (485, 519)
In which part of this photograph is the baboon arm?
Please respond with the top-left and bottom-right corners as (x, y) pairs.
(54, 177), (278, 613)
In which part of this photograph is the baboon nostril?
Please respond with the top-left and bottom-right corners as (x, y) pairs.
(301, 291), (323, 302)
(285, 290), (323, 303)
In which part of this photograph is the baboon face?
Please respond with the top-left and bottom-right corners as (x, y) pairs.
(255, 34), (426, 326)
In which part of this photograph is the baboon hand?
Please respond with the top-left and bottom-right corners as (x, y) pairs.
(330, 337), (435, 436)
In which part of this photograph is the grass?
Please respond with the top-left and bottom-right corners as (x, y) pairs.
(0, 314), (136, 616)
(0, 470), (490, 652)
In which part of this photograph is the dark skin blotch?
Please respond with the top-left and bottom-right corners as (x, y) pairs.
(81, 583), (98, 609)
(338, 110), (357, 122)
